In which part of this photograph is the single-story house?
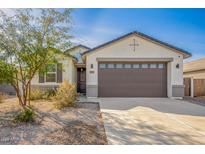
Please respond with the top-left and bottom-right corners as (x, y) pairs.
(30, 31), (192, 98)
(183, 58), (205, 97)
(0, 31), (191, 98)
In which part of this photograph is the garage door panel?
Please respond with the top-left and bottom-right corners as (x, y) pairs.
(99, 85), (166, 97)
(98, 63), (167, 97)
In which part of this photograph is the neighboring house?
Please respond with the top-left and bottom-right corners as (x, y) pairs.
(183, 58), (205, 97)
(184, 57), (205, 79)
(2, 31), (192, 98)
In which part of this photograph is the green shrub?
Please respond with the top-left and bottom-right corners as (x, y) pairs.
(14, 106), (35, 123)
(30, 88), (44, 100)
(53, 81), (77, 109)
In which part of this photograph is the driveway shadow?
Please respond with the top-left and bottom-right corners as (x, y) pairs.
(103, 112), (205, 145)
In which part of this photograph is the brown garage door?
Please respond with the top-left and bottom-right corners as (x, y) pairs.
(98, 62), (167, 97)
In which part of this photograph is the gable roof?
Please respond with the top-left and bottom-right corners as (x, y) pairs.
(48, 47), (78, 61)
(184, 57), (205, 73)
(63, 53), (78, 61)
(65, 44), (90, 53)
(82, 31), (192, 58)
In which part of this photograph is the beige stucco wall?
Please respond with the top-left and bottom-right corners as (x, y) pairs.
(71, 60), (77, 85)
(86, 34), (184, 98)
(31, 55), (76, 86)
(184, 70), (205, 79)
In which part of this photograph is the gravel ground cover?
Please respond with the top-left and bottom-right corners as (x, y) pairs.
(0, 98), (107, 145)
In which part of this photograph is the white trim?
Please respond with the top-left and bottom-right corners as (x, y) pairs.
(96, 58), (174, 62)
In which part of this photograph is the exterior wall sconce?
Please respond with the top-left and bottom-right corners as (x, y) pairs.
(176, 64), (180, 69)
(90, 64), (94, 74)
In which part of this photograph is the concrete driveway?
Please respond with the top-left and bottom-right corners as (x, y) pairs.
(84, 97), (205, 144)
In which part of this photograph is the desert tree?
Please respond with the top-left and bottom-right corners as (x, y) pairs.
(0, 9), (73, 109)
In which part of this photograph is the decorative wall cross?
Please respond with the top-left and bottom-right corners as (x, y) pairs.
(129, 39), (139, 52)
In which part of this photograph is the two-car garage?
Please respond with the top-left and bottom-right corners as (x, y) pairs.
(98, 62), (167, 97)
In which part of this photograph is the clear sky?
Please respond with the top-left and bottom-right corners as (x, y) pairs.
(70, 8), (205, 61)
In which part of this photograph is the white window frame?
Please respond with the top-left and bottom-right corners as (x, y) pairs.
(45, 64), (57, 83)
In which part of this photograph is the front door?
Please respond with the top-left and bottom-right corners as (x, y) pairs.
(77, 68), (86, 93)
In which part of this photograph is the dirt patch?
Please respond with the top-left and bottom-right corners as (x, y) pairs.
(42, 121), (106, 145)
(0, 98), (107, 145)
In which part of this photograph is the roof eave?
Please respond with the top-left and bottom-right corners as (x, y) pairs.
(184, 68), (205, 73)
(65, 44), (91, 53)
(184, 53), (192, 59)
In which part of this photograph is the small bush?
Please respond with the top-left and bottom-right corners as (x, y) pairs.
(14, 106), (35, 123)
(53, 81), (77, 109)
(0, 93), (6, 103)
(30, 88), (44, 100)
(0, 95), (3, 103)
(30, 88), (56, 101)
